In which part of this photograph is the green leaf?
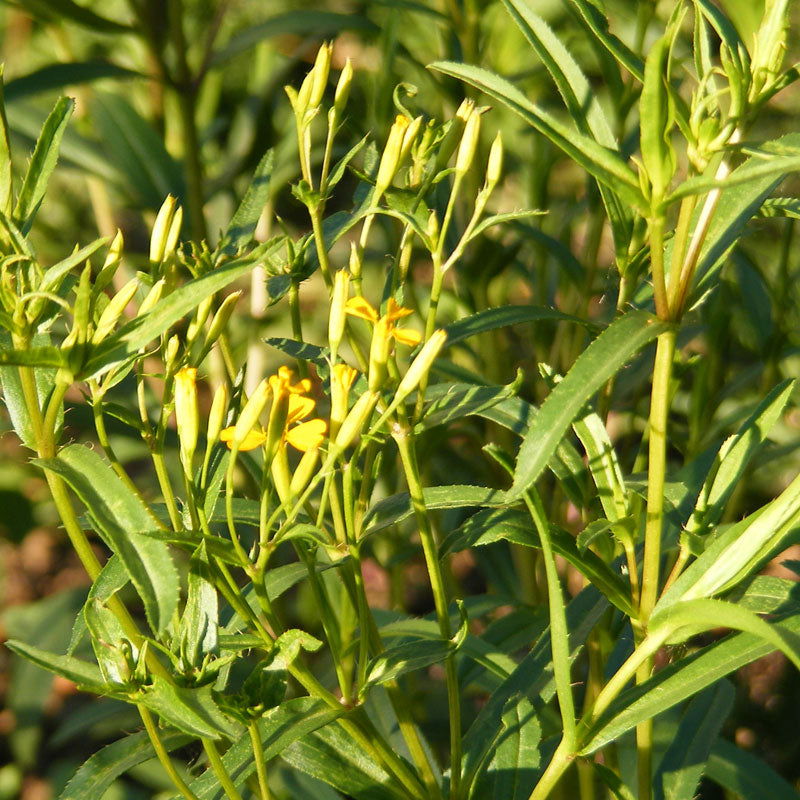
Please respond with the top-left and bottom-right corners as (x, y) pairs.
(137, 678), (238, 740)
(36, 444), (178, 634)
(222, 149), (274, 253)
(640, 36), (675, 199)
(461, 585), (608, 795)
(687, 379), (794, 535)
(20, 0), (132, 33)
(213, 11), (377, 65)
(706, 739), (800, 800)
(91, 92), (184, 208)
(470, 694), (541, 800)
(5, 62), (140, 102)
(138, 528), (240, 565)
(654, 681), (734, 800)
(179, 544), (219, 666)
(178, 698), (346, 800)
(14, 96), (74, 229)
(280, 714), (400, 800)
(510, 311), (670, 500)
(443, 305), (591, 348)
(366, 639), (454, 687)
(0, 67), (12, 215)
(85, 242), (282, 378)
(580, 611), (800, 753)
(439, 507), (635, 617)
(58, 730), (192, 800)
(428, 61), (646, 210)
(416, 380), (521, 432)
(658, 470), (800, 609)
(40, 237), (109, 295)
(4, 639), (106, 692)
(0, 331), (61, 447)
(363, 485), (505, 536)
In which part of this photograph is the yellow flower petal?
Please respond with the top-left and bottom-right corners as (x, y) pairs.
(286, 418), (328, 451)
(392, 327), (422, 347)
(345, 296), (378, 322)
(385, 298), (414, 321)
(287, 394), (316, 424)
(332, 363), (358, 393)
(220, 426), (267, 451)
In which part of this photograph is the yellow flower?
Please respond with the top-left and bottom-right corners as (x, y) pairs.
(220, 367), (327, 454)
(344, 297), (422, 347)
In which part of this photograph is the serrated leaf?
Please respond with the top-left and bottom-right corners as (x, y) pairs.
(36, 444), (178, 634)
(58, 729), (191, 800)
(510, 311), (670, 500)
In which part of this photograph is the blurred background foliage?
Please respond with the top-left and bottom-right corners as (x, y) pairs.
(2, 1), (800, 798)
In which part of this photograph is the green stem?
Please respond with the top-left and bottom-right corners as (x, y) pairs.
(248, 720), (271, 800)
(203, 739), (243, 800)
(140, 707), (200, 800)
(393, 427), (461, 800)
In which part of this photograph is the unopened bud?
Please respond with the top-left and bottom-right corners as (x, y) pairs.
(271, 449), (292, 504)
(375, 115), (410, 196)
(486, 132), (503, 187)
(330, 363), (358, 437)
(399, 115), (423, 163)
(164, 335), (181, 371)
(96, 229), (124, 292)
(309, 43), (332, 109)
(138, 278), (165, 316)
(434, 99), (474, 172)
(174, 367), (199, 465)
(206, 291), (241, 347)
(186, 295), (214, 344)
(92, 277), (139, 343)
(150, 196), (180, 263)
(328, 270), (350, 360)
(334, 58), (354, 116)
(334, 390), (379, 449)
(394, 330), (447, 403)
(296, 71), (314, 118)
(368, 318), (392, 392)
(455, 109), (481, 177)
(72, 264), (93, 345)
(348, 242), (362, 281)
(289, 447), (320, 496)
(206, 383), (229, 447)
(232, 379), (271, 447)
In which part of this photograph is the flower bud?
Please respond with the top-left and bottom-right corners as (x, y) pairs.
(394, 330), (447, 403)
(375, 115), (410, 197)
(434, 99), (474, 172)
(174, 367), (199, 466)
(334, 58), (353, 116)
(164, 335), (181, 372)
(348, 241), (362, 282)
(399, 115), (423, 164)
(206, 291), (241, 347)
(486, 132), (503, 188)
(271, 448), (292, 504)
(455, 108), (481, 177)
(207, 382), (229, 447)
(309, 43), (332, 110)
(138, 279), (165, 316)
(150, 196), (180, 263)
(328, 270), (350, 360)
(289, 447), (321, 497)
(186, 295), (214, 344)
(334, 390), (379, 449)
(367, 317), (392, 392)
(232, 379), (271, 448)
(96, 229), (124, 292)
(92, 277), (139, 343)
(330, 363), (358, 438)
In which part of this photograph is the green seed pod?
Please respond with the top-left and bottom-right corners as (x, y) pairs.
(92, 277), (139, 343)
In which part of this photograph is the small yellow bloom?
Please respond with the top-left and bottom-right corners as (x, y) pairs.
(344, 297), (422, 347)
(220, 427), (267, 451)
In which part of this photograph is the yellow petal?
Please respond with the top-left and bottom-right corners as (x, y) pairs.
(220, 426), (267, 451)
(332, 363), (358, 393)
(290, 378), (313, 395)
(392, 327), (422, 346)
(385, 298), (414, 321)
(286, 418), (328, 451)
(287, 394), (316, 424)
(345, 296), (378, 322)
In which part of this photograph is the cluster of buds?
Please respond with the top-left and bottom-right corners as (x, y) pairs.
(149, 196), (183, 266)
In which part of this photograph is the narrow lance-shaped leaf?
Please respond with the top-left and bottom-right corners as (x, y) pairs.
(706, 739), (800, 800)
(640, 36), (674, 199)
(428, 61), (646, 211)
(35, 444), (178, 634)
(14, 96), (74, 229)
(222, 148), (274, 253)
(0, 66), (12, 215)
(509, 311), (671, 500)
